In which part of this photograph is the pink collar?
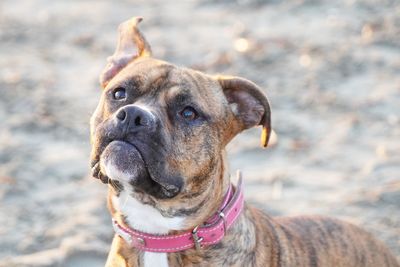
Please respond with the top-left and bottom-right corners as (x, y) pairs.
(112, 174), (244, 253)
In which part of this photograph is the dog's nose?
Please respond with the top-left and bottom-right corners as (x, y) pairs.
(115, 105), (155, 132)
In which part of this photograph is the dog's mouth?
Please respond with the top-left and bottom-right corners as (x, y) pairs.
(91, 160), (108, 184)
(91, 140), (181, 198)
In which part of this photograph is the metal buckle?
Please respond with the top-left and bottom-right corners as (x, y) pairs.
(219, 211), (228, 235)
(191, 226), (203, 250)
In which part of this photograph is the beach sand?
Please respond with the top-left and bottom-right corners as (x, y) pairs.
(0, 0), (399, 265)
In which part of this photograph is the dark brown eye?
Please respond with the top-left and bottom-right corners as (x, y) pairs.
(180, 106), (198, 120)
(112, 87), (126, 100)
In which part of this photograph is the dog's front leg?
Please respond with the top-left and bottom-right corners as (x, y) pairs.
(106, 235), (130, 267)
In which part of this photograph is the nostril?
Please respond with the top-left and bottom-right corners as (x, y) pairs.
(116, 109), (127, 121)
(134, 116), (142, 126)
(134, 114), (151, 127)
(115, 107), (153, 128)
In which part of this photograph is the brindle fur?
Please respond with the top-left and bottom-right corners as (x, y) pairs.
(90, 18), (400, 267)
(107, 202), (400, 266)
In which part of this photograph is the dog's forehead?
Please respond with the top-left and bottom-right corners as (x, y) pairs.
(106, 57), (224, 104)
(106, 57), (172, 90)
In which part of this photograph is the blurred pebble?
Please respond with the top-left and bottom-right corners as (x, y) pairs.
(361, 24), (374, 43)
(375, 144), (387, 159)
(234, 38), (249, 53)
(299, 54), (312, 68)
(3, 71), (21, 85)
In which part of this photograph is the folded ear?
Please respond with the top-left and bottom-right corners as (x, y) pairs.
(217, 76), (271, 148)
(99, 17), (152, 88)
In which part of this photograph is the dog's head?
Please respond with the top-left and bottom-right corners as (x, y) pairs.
(90, 18), (271, 222)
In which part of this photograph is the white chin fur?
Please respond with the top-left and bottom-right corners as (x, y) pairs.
(112, 192), (185, 234)
(101, 156), (134, 184)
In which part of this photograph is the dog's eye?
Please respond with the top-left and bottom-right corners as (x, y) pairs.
(112, 87), (127, 100)
(180, 106), (198, 121)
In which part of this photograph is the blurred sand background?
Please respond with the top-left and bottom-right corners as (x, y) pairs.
(0, 0), (399, 266)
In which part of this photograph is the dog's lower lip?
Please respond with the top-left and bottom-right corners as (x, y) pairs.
(98, 173), (109, 184)
(91, 162), (100, 178)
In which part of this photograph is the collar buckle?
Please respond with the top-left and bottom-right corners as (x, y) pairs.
(219, 211), (228, 235)
(191, 225), (204, 250)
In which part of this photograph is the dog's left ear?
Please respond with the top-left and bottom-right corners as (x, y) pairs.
(217, 76), (271, 148)
(99, 17), (152, 88)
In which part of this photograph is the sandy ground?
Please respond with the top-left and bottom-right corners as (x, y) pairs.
(0, 0), (399, 266)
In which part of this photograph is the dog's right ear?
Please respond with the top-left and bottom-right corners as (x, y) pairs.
(217, 76), (272, 148)
(99, 17), (152, 88)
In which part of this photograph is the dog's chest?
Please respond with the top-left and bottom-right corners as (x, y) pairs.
(143, 252), (168, 267)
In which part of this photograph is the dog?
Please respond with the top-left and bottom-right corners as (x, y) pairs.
(89, 17), (399, 267)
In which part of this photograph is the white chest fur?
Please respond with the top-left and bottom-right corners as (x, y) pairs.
(143, 252), (168, 267)
(112, 192), (185, 267)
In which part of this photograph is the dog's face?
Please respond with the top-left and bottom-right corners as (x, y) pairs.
(90, 18), (271, 217)
(91, 58), (234, 199)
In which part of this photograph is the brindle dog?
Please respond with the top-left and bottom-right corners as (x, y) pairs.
(90, 17), (399, 267)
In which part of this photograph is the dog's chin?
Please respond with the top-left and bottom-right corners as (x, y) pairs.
(98, 140), (180, 199)
(100, 140), (146, 182)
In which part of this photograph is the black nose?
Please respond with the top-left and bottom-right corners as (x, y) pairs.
(115, 105), (155, 132)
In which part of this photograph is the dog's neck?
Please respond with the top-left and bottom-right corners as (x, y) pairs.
(107, 153), (233, 267)
(108, 152), (231, 235)
(107, 153), (277, 267)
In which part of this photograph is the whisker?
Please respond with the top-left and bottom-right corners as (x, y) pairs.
(110, 179), (123, 192)
(122, 191), (129, 209)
